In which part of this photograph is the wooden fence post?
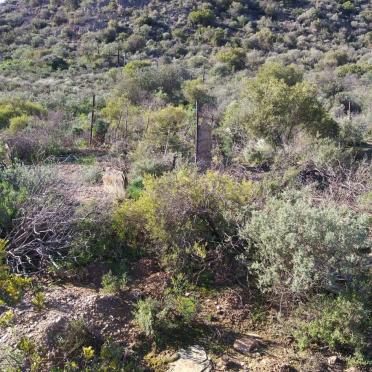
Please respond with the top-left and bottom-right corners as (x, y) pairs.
(89, 93), (96, 147)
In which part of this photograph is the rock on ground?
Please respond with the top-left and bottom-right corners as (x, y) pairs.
(168, 345), (212, 372)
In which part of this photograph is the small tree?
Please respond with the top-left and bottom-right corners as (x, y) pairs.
(223, 62), (338, 146)
(146, 106), (188, 155)
(182, 79), (213, 106)
(101, 96), (140, 142)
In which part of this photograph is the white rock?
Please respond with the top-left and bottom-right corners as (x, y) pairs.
(167, 345), (212, 372)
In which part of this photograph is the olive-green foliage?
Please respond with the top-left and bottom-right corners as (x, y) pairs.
(117, 62), (188, 104)
(125, 34), (146, 53)
(242, 139), (275, 167)
(134, 298), (157, 337)
(0, 100), (45, 130)
(57, 318), (100, 359)
(182, 79), (213, 105)
(114, 168), (254, 276)
(101, 95), (142, 143)
(101, 270), (128, 294)
(66, 206), (125, 268)
(129, 142), (173, 178)
(188, 9), (215, 26)
(336, 63), (372, 77)
(0, 172), (26, 234)
(223, 62), (338, 146)
(293, 293), (372, 365)
(256, 62), (303, 86)
(0, 309), (14, 327)
(306, 138), (350, 169)
(0, 240), (31, 306)
(216, 48), (246, 70)
(145, 105), (189, 155)
(123, 60), (152, 75)
(240, 192), (370, 298)
(127, 177), (144, 200)
(134, 277), (198, 341)
(31, 291), (45, 311)
(8, 115), (30, 133)
(341, 1), (356, 14)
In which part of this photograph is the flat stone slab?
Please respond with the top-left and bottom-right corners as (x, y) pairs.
(233, 335), (262, 355)
(168, 345), (212, 372)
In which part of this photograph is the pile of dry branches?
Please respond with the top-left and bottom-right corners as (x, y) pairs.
(6, 193), (75, 274)
(4, 166), (78, 274)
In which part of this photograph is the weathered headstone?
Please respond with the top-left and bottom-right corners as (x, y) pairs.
(196, 123), (212, 171)
(102, 167), (126, 198)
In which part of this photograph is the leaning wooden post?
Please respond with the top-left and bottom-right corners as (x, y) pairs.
(89, 93), (96, 147)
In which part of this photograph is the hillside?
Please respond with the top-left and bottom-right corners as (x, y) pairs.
(0, 0), (371, 371)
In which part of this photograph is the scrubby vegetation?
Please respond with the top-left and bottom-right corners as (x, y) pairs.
(0, 0), (371, 370)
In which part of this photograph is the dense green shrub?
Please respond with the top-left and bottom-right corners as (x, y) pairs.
(188, 9), (215, 26)
(134, 280), (198, 341)
(240, 192), (370, 298)
(145, 105), (189, 155)
(336, 63), (372, 77)
(125, 34), (146, 52)
(182, 79), (213, 105)
(116, 63), (188, 104)
(0, 100), (45, 130)
(65, 204), (125, 268)
(8, 115), (30, 133)
(305, 138), (350, 169)
(101, 270), (128, 294)
(114, 168), (254, 278)
(293, 294), (372, 365)
(0, 240), (31, 305)
(134, 298), (157, 337)
(216, 48), (246, 70)
(0, 171), (26, 234)
(222, 62), (339, 146)
(126, 177), (144, 199)
(341, 1), (356, 14)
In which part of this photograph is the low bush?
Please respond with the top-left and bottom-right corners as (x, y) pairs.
(134, 298), (157, 337)
(8, 115), (30, 133)
(101, 270), (128, 294)
(242, 139), (275, 167)
(188, 9), (215, 26)
(126, 177), (144, 199)
(56, 318), (102, 361)
(0, 309), (14, 327)
(83, 166), (102, 185)
(240, 192), (370, 300)
(114, 168), (254, 280)
(0, 239), (31, 305)
(222, 62), (339, 147)
(0, 172), (26, 234)
(0, 99), (45, 130)
(293, 293), (372, 365)
(65, 200), (127, 269)
(216, 48), (246, 70)
(133, 280), (198, 343)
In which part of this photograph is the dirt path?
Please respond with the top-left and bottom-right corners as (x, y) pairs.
(54, 162), (109, 204)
